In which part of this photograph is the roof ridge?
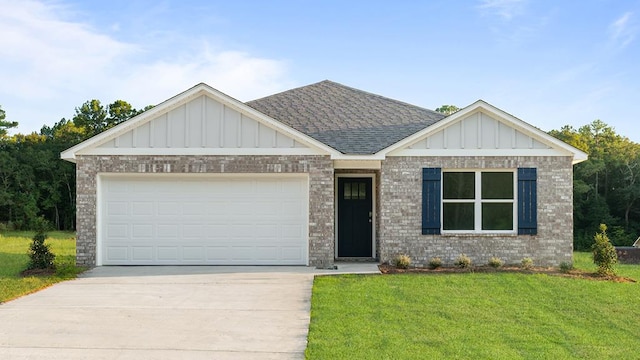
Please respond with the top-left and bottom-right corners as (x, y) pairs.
(312, 80), (444, 117)
(247, 80), (331, 103)
(248, 80), (443, 118)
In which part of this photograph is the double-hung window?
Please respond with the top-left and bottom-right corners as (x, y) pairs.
(442, 171), (515, 233)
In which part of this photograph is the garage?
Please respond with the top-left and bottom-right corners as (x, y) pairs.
(98, 174), (309, 265)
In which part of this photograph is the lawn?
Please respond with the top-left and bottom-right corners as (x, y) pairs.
(306, 252), (640, 359)
(0, 231), (84, 303)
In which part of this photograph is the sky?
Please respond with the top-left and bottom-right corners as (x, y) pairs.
(1, 0), (639, 142)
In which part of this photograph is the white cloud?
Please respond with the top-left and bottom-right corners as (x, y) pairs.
(0, 0), (292, 134)
(0, 0), (136, 99)
(609, 12), (636, 48)
(119, 49), (293, 107)
(477, 0), (527, 20)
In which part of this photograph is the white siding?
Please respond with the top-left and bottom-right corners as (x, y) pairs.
(409, 111), (550, 150)
(99, 95), (309, 150)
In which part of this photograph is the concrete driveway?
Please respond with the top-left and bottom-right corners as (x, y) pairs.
(0, 264), (378, 360)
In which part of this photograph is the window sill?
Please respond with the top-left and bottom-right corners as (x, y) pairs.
(440, 232), (519, 237)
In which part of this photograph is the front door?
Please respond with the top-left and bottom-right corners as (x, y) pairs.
(337, 177), (373, 257)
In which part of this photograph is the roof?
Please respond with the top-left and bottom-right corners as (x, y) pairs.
(61, 80), (587, 164)
(246, 80), (446, 154)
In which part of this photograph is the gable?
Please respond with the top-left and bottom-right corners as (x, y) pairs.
(61, 83), (337, 161)
(96, 95), (308, 150)
(384, 101), (588, 164)
(408, 111), (550, 150)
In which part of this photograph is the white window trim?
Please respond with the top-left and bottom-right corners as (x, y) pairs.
(441, 169), (518, 235)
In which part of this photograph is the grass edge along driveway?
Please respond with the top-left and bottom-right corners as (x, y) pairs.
(306, 253), (640, 360)
(0, 231), (83, 303)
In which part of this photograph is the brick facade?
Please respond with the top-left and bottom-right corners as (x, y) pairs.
(379, 156), (574, 267)
(75, 155), (334, 267)
(76, 154), (574, 268)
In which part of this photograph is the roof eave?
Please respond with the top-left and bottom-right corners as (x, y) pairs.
(375, 100), (589, 163)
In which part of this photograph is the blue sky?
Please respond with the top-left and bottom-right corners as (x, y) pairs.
(1, 0), (639, 141)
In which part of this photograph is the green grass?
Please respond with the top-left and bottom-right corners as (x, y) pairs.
(306, 252), (640, 359)
(0, 231), (84, 303)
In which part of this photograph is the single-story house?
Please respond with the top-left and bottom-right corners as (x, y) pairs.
(61, 81), (587, 267)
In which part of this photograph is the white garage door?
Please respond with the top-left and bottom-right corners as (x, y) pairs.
(99, 174), (309, 265)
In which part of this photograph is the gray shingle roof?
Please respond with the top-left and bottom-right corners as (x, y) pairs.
(246, 80), (446, 154)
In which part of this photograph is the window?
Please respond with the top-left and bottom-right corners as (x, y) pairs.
(442, 171), (514, 232)
(422, 168), (536, 235)
(344, 182), (367, 200)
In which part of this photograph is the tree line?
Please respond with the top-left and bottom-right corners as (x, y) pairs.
(1, 102), (638, 249)
(0, 100), (150, 230)
(550, 121), (640, 249)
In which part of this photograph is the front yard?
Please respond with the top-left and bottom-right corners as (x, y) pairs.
(2, 233), (639, 359)
(306, 253), (640, 359)
(0, 231), (83, 303)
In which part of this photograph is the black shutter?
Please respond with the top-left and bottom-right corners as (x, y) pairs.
(518, 168), (537, 235)
(422, 168), (441, 235)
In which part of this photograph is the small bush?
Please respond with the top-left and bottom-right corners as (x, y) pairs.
(488, 257), (503, 268)
(394, 254), (411, 269)
(559, 261), (573, 273)
(454, 254), (472, 269)
(27, 218), (56, 271)
(521, 257), (534, 270)
(428, 257), (442, 269)
(592, 224), (617, 277)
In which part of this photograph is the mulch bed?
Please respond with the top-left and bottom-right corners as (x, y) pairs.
(20, 267), (56, 277)
(378, 264), (636, 283)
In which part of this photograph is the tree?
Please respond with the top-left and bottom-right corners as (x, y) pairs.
(72, 99), (144, 137)
(26, 217), (56, 271)
(592, 224), (617, 277)
(0, 106), (18, 138)
(549, 121), (640, 249)
(0, 98), (146, 231)
(72, 100), (108, 137)
(435, 105), (460, 115)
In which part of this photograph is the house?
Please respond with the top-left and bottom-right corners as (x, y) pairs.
(61, 81), (587, 267)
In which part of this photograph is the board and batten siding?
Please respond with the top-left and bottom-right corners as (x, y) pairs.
(408, 111), (550, 150)
(98, 95), (307, 150)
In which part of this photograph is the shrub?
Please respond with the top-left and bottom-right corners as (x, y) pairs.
(488, 257), (503, 268)
(428, 257), (442, 269)
(521, 257), (534, 270)
(27, 218), (56, 270)
(559, 261), (573, 273)
(394, 254), (411, 269)
(592, 224), (617, 277)
(454, 254), (472, 269)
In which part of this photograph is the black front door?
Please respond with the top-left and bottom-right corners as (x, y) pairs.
(337, 177), (373, 257)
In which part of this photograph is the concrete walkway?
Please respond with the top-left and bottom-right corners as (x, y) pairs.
(0, 264), (379, 359)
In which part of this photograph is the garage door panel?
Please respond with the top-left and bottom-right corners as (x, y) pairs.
(157, 224), (179, 238)
(107, 202), (129, 216)
(255, 247), (278, 261)
(282, 247), (304, 261)
(157, 202), (180, 215)
(157, 247), (179, 260)
(183, 224), (204, 238)
(132, 246), (153, 261)
(132, 202), (153, 215)
(132, 224), (153, 238)
(107, 224), (128, 239)
(183, 246), (205, 261)
(106, 247), (128, 261)
(207, 246), (231, 261)
(100, 175), (308, 265)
